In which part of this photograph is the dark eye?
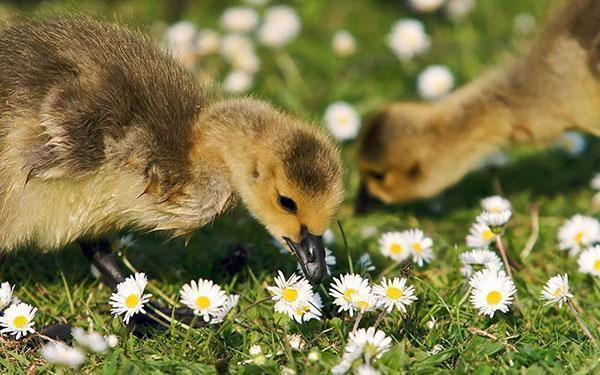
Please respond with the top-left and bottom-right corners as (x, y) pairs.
(407, 162), (421, 179)
(278, 195), (297, 214)
(368, 171), (385, 181)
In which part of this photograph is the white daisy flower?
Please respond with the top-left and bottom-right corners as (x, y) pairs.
(258, 5), (301, 48)
(108, 273), (152, 324)
(329, 273), (371, 317)
(476, 210), (512, 229)
(417, 65), (455, 101)
(513, 12), (537, 36)
(220, 7), (259, 33)
(195, 29), (220, 56)
(0, 302), (37, 339)
(357, 253), (376, 274)
(0, 281), (14, 310)
(357, 363), (381, 375)
(555, 131), (587, 157)
(332, 30), (357, 57)
(308, 349), (320, 362)
(410, 0), (445, 13)
(347, 327), (392, 361)
(577, 245), (600, 276)
(352, 290), (380, 314)
(324, 101), (361, 141)
(230, 50), (261, 73)
(266, 271), (313, 321)
(466, 222), (496, 249)
(180, 279), (228, 322)
(387, 19), (431, 61)
(360, 225), (378, 239)
(164, 21), (198, 64)
(558, 215), (600, 256)
(220, 33), (254, 59)
(249, 344), (263, 356)
(292, 292), (323, 323)
(469, 269), (516, 318)
(445, 0), (475, 20)
(72, 327), (109, 353)
(210, 294), (239, 324)
(287, 333), (305, 351)
(459, 249), (503, 277)
(297, 248), (336, 275)
(106, 334), (119, 348)
(590, 174), (600, 190)
(378, 231), (410, 262)
(480, 196), (512, 213)
(373, 277), (418, 313)
(540, 274), (573, 308)
(404, 229), (434, 266)
(41, 342), (86, 369)
(223, 70), (254, 93)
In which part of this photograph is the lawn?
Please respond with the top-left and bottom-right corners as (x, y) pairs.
(2, 0), (600, 373)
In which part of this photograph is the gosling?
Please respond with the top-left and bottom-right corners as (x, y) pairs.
(356, 0), (599, 209)
(0, 18), (343, 322)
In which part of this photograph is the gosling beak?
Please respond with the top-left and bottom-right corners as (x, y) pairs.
(283, 228), (327, 284)
(354, 181), (379, 214)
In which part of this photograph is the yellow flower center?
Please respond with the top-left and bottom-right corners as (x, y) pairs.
(125, 294), (139, 308)
(490, 207), (500, 213)
(195, 296), (211, 309)
(338, 114), (349, 126)
(386, 287), (403, 300)
(13, 315), (27, 329)
(412, 243), (423, 253)
(282, 288), (298, 302)
(594, 260), (600, 271)
(343, 288), (356, 302)
(553, 288), (562, 296)
(574, 231), (585, 244)
(357, 301), (369, 310)
(296, 305), (310, 316)
(482, 229), (495, 240)
(486, 291), (502, 305)
(390, 243), (403, 254)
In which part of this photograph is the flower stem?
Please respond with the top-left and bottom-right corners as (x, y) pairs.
(372, 309), (387, 330)
(352, 312), (363, 333)
(567, 299), (598, 348)
(180, 315), (198, 352)
(240, 296), (271, 315)
(496, 236), (524, 314)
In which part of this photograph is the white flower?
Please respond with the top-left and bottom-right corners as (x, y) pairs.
(249, 344), (263, 356)
(109, 273), (152, 324)
(513, 12), (537, 36)
(469, 269), (516, 318)
(360, 225), (378, 239)
(113, 234), (136, 251)
(72, 327), (109, 353)
(165, 21), (198, 62)
(210, 294), (239, 324)
(220, 33), (254, 60)
(373, 277), (418, 313)
(220, 7), (259, 33)
(223, 70), (254, 93)
(578, 245), (600, 276)
(417, 65), (454, 101)
(258, 5), (301, 48)
(555, 131), (587, 156)
(404, 229), (434, 266)
(106, 334), (119, 348)
(387, 19), (430, 61)
(196, 29), (220, 56)
(378, 231), (410, 262)
(445, 0), (475, 20)
(0, 302), (37, 339)
(329, 273), (371, 317)
(323, 228), (336, 244)
(293, 292), (323, 323)
(286, 333), (305, 351)
(428, 344), (444, 356)
(476, 210), (512, 228)
(308, 349), (320, 362)
(347, 327), (392, 361)
(351, 290), (380, 314)
(230, 50), (261, 73)
(297, 248), (336, 275)
(324, 101), (361, 141)
(180, 279), (228, 322)
(357, 364), (381, 375)
(540, 274), (573, 308)
(591, 174), (600, 190)
(466, 222), (496, 249)
(41, 343), (86, 369)
(0, 281), (14, 310)
(480, 196), (512, 213)
(558, 215), (600, 257)
(459, 249), (503, 277)
(410, 0), (445, 13)
(332, 30), (357, 57)
(357, 253), (376, 273)
(267, 271), (313, 321)
(426, 317), (437, 330)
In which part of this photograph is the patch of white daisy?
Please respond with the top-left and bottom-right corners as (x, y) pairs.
(108, 273), (152, 324)
(258, 5), (301, 48)
(329, 273), (371, 317)
(0, 302), (37, 339)
(180, 279), (228, 322)
(540, 274), (573, 308)
(404, 229), (434, 266)
(476, 210), (512, 229)
(220, 7), (259, 33)
(480, 196), (512, 213)
(41, 342), (86, 369)
(373, 277), (417, 313)
(0, 281), (14, 310)
(387, 19), (430, 61)
(410, 0), (445, 13)
(417, 65), (455, 101)
(332, 30), (357, 57)
(466, 222), (496, 249)
(459, 249), (503, 277)
(267, 271), (314, 322)
(72, 327), (109, 353)
(554, 131), (587, 157)
(378, 231), (410, 262)
(558, 215), (600, 257)
(469, 268), (516, 318)
(223, 70), (254, 93)
(324, 101), (361, 141)
(445, 0), (475, 20)
(195, 29), (220, 56)
(577, 245), (600, 276)
(210, 294), (239, 324)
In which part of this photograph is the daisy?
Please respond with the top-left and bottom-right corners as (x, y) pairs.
(329, 273), (371, 316)
(418, 65), (454, 101)
(373, 277), (417, 313)
(106, 334), (119, 348)
(555, 131), (587, 157)
(347, 327), (392, 361)
(112, 233), (136, 251)
(459, 249), (503, 277)
(292, 292), (323, 323)
(297, 248), (336, 275)
(220, 7), (259, 33)
(223, 70), (253, 93)
(230, 50), (261, 73)
(513, 12), (537, 36)
(590, 174), (600, 190)
(308, 350), (320, 362)
(0, 281), (14, 310)
(195, 29), (220, 56)
(0, 302), (37, 339)
(72, 327), (109, 353)
(267, 271), (313, 320)
(180, 279), (228, 322)
(324, 101), (361, 141)
(480, 196), (512, 213)
(476, 210), (512, 230)
(378, 231), (410, 262)
(164, 21), (198, 65)
(387, 19), (430, 61)
(108, 273), (152, 324)
(287, 333), (305, 351)
(41, 342), (86, 369)
(446, 0), (475, 20)
(410, 0), (445, 13)
(558, 215), (600, 256)
(258, 5), (301, 48)
(357, 253), (376, 274)
(220, 33), (254, 61)
(332, 30), (357, 57)
(357, 364), (381, 375)
(578, 245), (600, 276)
(540, 274), (573, 308)
(466, 222), (496, 248)
(469, 269), (516, 318)
(404, 229), (434, 266)
(210, 294), (239, 324)
(351, 290), (380, 314)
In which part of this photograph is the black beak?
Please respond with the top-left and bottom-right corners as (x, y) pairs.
(284, 227), (327, 284)
(354, 181), (379, 214)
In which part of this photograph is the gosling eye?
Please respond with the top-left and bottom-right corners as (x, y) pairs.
(368, 171), (385, 182)
(407, 162), (422, 179)
(278, 195), (297, 214)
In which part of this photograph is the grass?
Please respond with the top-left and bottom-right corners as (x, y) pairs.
(1, 0), (600, 373)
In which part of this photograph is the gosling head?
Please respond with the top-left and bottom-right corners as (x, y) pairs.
(205, 99), (344, 284)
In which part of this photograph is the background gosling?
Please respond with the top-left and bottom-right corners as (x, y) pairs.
(356, 0), (599, 209)
(0, 18), (343, 323)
